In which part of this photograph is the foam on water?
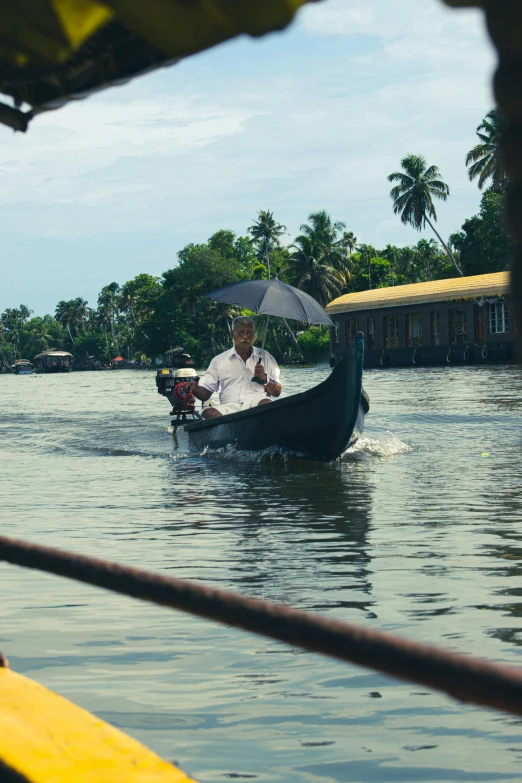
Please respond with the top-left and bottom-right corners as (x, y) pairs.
(195, 434), (412, 464)
(344, 433), (413, 458)
(198, 443), (303, 463)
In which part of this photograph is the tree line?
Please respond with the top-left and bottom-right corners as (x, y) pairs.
(0, 110), (511, 368)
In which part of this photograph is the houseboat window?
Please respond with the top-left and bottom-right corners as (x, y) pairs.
(488, 300), (509, 334)
(450, 309), (467, 344)
(430, 311), (441, 345)
(367, 317), (375, 349)
(345, 319), (359, 348)
(407, 313), (422, 347)
(332, 322), (339, 344)
(384, 315), (399, 349)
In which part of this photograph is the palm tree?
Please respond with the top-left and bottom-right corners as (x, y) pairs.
(72, 297), (90, 333)
(97, 284), (120, 350)
(415, 238), (439, 280)
(357, 244), (376, 289)
(288, 212), (351, 306)
(248, 210), (286, 278)
(1, 306), (32, 359)
(288, 234), (346, 307)
(382, 244), (400, 285)
(55, 300), (76, 342)
(388, 154), (463, 276)
(466, 109), (506, 192)
(341, 231), (357, 255)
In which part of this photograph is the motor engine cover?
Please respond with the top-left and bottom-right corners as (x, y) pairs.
(156, 367), (200, 398)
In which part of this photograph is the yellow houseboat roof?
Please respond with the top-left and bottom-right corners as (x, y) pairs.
(326, 272), (510, 314)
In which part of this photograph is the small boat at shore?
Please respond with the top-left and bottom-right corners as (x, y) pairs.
(158, 334), (368, 461)
(12, 360), (33, 375)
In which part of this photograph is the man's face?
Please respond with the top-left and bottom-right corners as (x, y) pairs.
(233, 323), (255, 352)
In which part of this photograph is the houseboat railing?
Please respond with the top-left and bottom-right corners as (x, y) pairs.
(2, 532), (522, 719)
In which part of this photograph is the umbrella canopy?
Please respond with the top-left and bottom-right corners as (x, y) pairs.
(206, 279), (334, 327)
(112, 356), (125, 362)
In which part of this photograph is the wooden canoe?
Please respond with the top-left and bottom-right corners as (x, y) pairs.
(185, 332), (368, 461)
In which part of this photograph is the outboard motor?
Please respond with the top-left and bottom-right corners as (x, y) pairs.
(156, 367), (202, 428)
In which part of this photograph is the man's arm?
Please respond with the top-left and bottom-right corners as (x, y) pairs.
(253, 362), (282, 397)
(185, 381), (213, 402)
(265, 379), (282, 397)
(185, 357), (219, 402)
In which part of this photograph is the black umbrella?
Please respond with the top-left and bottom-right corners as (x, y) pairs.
(206, 279), (334, 326)
(206, 279), (334, 384)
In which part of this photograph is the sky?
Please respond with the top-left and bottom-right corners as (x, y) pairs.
(0, 0), (496, 316)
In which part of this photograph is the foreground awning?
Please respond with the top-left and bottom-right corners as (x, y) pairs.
(0, 0), (316, 132)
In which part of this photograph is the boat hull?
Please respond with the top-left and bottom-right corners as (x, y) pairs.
(185, 333), (367, 461)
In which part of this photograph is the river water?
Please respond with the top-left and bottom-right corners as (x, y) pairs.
(1, 364), (522, 783)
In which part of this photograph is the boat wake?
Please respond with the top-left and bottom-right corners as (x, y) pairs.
(196, 434), (412, 465)
(343, 433), (412, 458)
(198, 443), (305, 464)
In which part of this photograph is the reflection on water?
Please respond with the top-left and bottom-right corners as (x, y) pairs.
(1, 364), (522, 782)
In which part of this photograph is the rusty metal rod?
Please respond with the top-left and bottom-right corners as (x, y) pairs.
(1, 533), (522, 717)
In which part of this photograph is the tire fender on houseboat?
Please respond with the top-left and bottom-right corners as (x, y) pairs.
(380, 353), (389, 368)
(412, 352), (421, 365)
(481, 347), (490, 360)
(446, 351), (455, 364)
(502, 344), (512, 361)
(463, 347), (473, 362)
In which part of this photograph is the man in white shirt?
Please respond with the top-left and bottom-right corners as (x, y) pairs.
(184, 316), (282, 419)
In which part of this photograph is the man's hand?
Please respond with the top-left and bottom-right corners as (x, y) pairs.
(254, 363), (268, 383)
(183, 381), (213, 402)
(183, 381), (198, 394)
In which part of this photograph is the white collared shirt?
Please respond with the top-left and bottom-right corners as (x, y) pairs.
(199, 346), (280, 404)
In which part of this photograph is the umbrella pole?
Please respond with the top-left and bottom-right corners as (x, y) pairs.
(252, 316), (270, 385)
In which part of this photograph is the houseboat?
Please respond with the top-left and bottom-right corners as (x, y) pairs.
(33, 350), (73, 373)
(326, 272), (513, 368)
(12, 360), (33, 375)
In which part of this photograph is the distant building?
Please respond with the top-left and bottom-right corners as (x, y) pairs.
(326, 272), (513, 368)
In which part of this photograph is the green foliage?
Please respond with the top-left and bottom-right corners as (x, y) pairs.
(350, 253), (391, 291)
(72, 331), (108, 359)
(0, 181), (514, 369)
(0, 305), (33, 360)
(296, 327), (330, 363)
(20, 315), (64, 358)
(449, 191), (512, 276)
(286, 211), (351, 306)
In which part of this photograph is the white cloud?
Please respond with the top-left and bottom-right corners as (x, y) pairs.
(299, 0), (484, 41)
(0, 94), (254, 210)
